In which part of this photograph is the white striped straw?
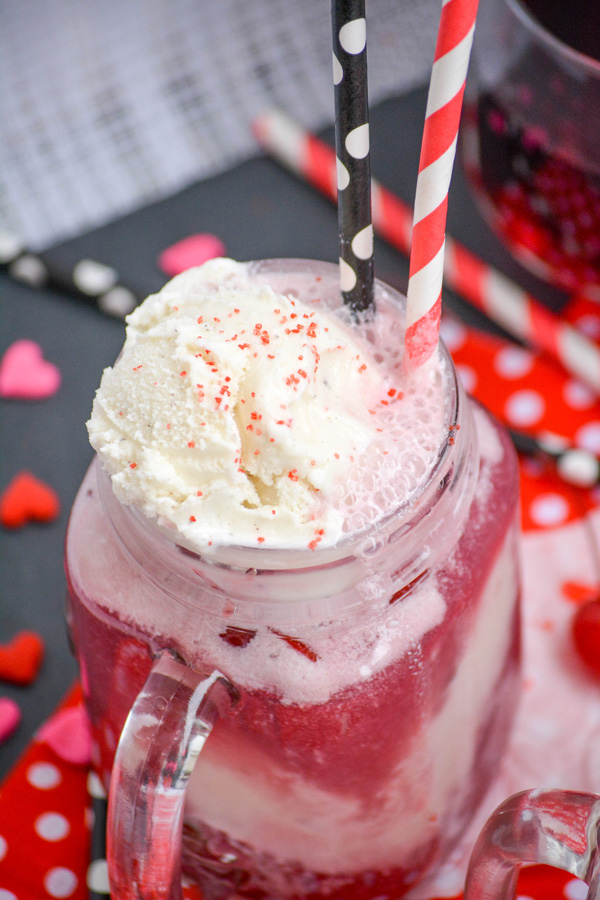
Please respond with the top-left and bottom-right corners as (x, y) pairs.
(405, 0), (479, 368)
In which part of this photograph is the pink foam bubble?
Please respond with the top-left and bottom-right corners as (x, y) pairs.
(158, 234), (227, 277)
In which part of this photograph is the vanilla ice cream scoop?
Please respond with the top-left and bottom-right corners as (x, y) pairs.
(87, 259), (387, 550)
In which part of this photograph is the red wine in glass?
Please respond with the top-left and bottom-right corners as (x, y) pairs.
(462, 0), (600, 295)
(524, 0), (600, 62)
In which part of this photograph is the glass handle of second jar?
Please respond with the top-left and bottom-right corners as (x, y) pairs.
(106, 648), (239, 899)
(464, 789), (600, 900)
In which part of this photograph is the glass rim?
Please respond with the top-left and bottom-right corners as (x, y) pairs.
(506, 0), (600, 78)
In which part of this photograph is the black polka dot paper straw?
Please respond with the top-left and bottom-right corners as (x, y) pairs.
(86, 771), (111, 899)
(331, 0), (374, 316)
(508, 427), (600, 489)
(0, 229), (140, 319)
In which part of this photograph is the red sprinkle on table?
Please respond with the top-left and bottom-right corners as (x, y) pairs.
(0, 631), (45, 685)
(0, 471), (60, 529)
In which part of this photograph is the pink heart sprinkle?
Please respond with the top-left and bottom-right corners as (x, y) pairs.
(0, 697), (21, 743)
(0, 339), (61, 400)
(158, 233), (227, 277)
(38, 703), (92, 766)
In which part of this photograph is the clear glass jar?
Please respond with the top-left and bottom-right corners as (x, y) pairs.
(65, 260), (521, 900)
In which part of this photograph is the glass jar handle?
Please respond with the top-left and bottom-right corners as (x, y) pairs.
(464, 789), (600, 900)
(106, 648), (239, 899)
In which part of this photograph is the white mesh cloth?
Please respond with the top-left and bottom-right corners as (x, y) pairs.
(0, 0), (440, 250)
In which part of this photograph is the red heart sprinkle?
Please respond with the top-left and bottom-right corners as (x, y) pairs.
(0, 631), (45, 685)
(0, 471), (60, 528)
(561, 580), (599, 604)
(0, 698), (21, 743)
(0, 339), (61, 399)
(158, 234), (226, 277)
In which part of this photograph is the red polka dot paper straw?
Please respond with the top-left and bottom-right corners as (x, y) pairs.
(331, 0), (374, 316)
(405, 0), (479, 369)
(253, 109), (600, 393)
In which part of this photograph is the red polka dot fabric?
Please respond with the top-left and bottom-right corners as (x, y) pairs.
(2, 320), (600, 900)
(441, 315), (600, 531)
(0, 687), (90, 900)
(0, 687), (204, 899)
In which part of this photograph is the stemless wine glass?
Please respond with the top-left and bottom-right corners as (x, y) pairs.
(460, 0), (600, 297)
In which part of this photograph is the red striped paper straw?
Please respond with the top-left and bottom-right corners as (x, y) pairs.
(405, 0), (479, 368)
(253, 109), (600, 393)
(443, 243), (600, 392)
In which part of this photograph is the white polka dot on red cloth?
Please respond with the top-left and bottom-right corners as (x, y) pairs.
(43, 867), (78, 898)
(35, 812), (70, 842)
(563, 879), (588, 899)
(27, 761), (62, 790)
(440, 317), (467, 351)
(574, 313), (600, 339)
(87, 859), (110, 894)
(575, 421), (600, 455)
(457, 364), (477, 394)
(563, 379), (596, 410)
(529, 493), (570, 527)
(494, 346), (534, 379)
(0, 835), (7, 861)
(0, 890), (18, 900)
(504, 389), (545, 427)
